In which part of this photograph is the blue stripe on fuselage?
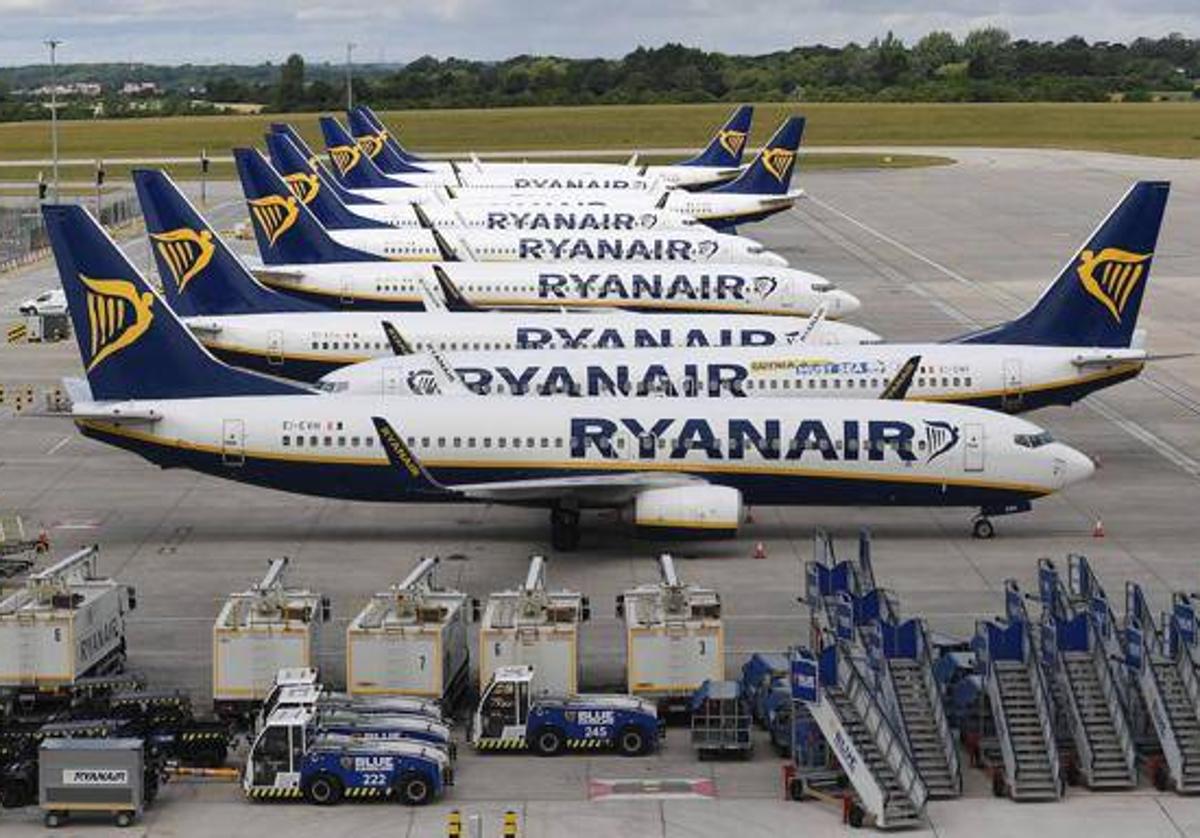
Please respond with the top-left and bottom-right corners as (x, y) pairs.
(78, 423), (1046, 509)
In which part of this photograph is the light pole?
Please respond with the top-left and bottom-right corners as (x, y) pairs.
(345, 42), (357, 110)
(44, 38), (63, 203)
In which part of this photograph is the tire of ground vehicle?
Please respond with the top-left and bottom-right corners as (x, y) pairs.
(396, 772), (432, 806)
(848, 803), (865, 828)
(617, 726), (646, 757)
(533, 726), (565, 756)
(303, 772), (344, 806)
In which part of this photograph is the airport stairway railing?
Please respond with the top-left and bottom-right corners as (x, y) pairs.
(974, 580), (1062, 801)
(1126, 582), (1200, 793)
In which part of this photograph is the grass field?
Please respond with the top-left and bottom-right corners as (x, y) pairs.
(0, 102), (1196, 164)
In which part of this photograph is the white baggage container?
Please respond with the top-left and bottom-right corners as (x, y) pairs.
(346, 557), (469, 701)
(212, 558), (328, 720)
(0, 546), (134, 691)
(620, 554), (723, 710)
(478, 556), (588, 697)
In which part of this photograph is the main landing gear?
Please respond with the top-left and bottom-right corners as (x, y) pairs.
(550, 506), (581, 552)
(971, 501), (1032, 540)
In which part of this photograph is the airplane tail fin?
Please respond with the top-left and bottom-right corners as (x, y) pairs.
(42, 204), (307, 400)
(677, 105), (753, 168)
(133, 168), (318, 316)
(353, 105), (427, 162)
(956, 181), (1169, 348)
(233, 147), (378, 265)
(262, 131), (389, 230)
(319, 115), (413, 189)
(267, 125), (381, 206)
(347, 106), (432, 175)
(712, 116), (804, 196)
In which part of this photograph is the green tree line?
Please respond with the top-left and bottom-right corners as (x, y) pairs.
(1, 30), (1197, 122)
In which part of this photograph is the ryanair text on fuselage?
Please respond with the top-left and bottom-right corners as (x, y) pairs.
(536, 271), (775, 300)
(517, 238), (717, 261)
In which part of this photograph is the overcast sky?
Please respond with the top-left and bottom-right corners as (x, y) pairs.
(1, 0), (1196, 65)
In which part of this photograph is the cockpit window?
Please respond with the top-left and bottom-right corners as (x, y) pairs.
(748, 244), (764, 253)
(1014, 431), (1054, 449)
(315, 381), (348, 393)
(812, 282), (836, 292)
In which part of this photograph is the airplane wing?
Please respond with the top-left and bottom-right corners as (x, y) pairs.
(69, 401), (162, 423)
(371, 417), (702, 505)
(880, 355), (921, 400)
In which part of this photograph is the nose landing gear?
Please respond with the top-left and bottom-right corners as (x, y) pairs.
(972, 516), (996, 540)
(971, 501), (1032, 539)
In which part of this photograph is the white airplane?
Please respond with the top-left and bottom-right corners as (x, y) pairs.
(43, 203), (1095, 547)
(132, 173), (878, 381)
(322, 182), (1171, 417)
(266, 129), (701, 233)
(280, 117), (809, 231)
(236, 148), (784, 266)
(347, 104), (749, 189)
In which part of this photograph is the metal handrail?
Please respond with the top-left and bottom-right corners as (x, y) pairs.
(840, 649), (929, 816)
(916, 620), (961, 791)
(1088, 616), (1137, 778)
(977, 621), (1018, 791)
(1022, 622), (1062, 793)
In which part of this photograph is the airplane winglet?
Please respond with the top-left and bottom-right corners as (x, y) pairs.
(371, 416), (452, 494)
(381, 321), (415, 356)
(880, 355), (921, 400)
(432, 265), (480, 312)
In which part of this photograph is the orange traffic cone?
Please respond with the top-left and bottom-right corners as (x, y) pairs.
(753, 541), (767, 559)
(1093, 519), (1105, 538)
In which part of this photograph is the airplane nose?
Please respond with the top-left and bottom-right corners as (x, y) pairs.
(832, 289), (861, 316)
(1057, 446), (1096, 487)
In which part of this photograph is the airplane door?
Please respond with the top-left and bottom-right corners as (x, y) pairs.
(222, 419), (245, 467)
(963, 423), (984, 472)
(266, 330), (284, 367)
(340, 279), (354, 306)
(1002, 358), (1023, 412)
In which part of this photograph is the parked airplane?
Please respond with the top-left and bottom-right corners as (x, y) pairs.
(274, 115), (806, 230)
(322, 181), (1169, 413)
(44, 203), (1094, 547)
(220, 159), (845, 313)
(237, 148), (784, 266)
(266, 131), (701, 232)
(347, 104), (750, 189)
(323, 115), (669, 192)
(133, 169), (878, 381)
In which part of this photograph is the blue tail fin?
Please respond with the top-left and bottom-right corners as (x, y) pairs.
(42, 204), (307, 400)
(262, 132), (389, 230)
(133, 169), (320, 316)
(233, 147), (379, 265)
(352, 105), (427, 163)
(319, 115), (416, 190)
(712, 116), (804, 195)
(956, 181), (1169, 348)
(268, 123), (381, 206)
(347, 106), (432, 175)
(677, 105), (753, 168)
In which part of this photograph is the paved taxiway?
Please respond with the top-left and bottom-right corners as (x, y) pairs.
(0, 147), (1199, 835)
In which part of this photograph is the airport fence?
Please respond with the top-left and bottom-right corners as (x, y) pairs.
(0, 192), (138, 274)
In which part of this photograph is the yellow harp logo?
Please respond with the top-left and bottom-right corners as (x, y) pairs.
(284, 172), (321, 205)
(328, 144), (362, 175)
(80, 275), (155, 371)
(356, 131), (387, 159)
(1076, 247), (1152, 323)
(149, 228), (214, 294)
(760, 148), (795, 183)
(717, 129), (747, 158)
(248, 195), (299, 247)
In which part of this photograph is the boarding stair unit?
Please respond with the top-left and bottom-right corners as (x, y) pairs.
(1035, 558), (1137, 789)
(974, 580), (1062, 801)
(1126, 582), (1200, 793)
(799, 531), (929, 828)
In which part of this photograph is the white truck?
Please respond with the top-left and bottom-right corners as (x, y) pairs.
(0, 547), (135, 699)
